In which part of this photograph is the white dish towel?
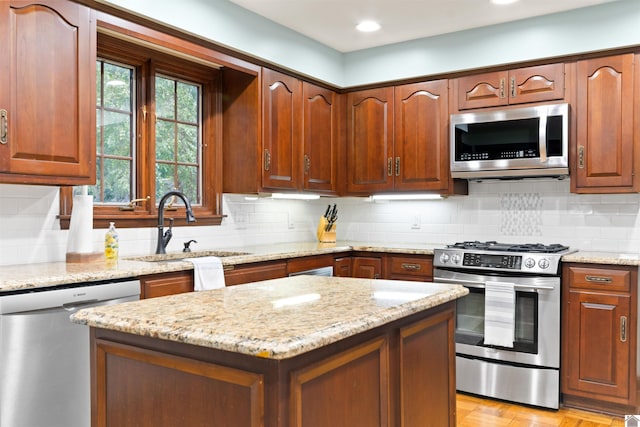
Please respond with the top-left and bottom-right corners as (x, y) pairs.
(483, 281), (516, 348)
(185, 256), (226, 291)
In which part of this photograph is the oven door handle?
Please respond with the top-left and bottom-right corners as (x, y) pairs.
(434, 277), (555, 291)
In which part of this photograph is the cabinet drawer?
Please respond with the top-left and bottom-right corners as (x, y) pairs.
(566, 265), (631, 292)
(388, 256), (433, 281)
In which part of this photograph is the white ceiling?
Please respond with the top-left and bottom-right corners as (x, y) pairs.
(228, 0), (621, 53)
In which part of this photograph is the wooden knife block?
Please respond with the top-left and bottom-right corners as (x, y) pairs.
(317, 216), (336, 243)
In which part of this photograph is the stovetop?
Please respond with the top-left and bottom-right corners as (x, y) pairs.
(434, 241), (575, 275)
(447, 241), (570, 254)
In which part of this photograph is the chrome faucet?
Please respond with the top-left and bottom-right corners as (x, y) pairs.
(155, 190), (196, 254)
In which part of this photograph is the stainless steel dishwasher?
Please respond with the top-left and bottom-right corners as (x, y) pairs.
(0, 279), (140, 427)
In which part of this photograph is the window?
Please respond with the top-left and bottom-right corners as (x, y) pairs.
(61, 32), (223, 228)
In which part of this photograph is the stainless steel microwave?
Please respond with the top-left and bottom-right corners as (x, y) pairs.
(450, 103), (569, 179)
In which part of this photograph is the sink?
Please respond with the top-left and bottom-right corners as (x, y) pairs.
(125, 250), (250, 263)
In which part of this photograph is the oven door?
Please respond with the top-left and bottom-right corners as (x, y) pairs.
(434, 268), (560, 369)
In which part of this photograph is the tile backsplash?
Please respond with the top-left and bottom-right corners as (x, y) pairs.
(1, 178), (640, 266)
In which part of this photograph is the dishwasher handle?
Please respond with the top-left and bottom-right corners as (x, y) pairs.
(62, 299), (101, 311)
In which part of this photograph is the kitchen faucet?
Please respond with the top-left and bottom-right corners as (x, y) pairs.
(155, 190), (196, 254)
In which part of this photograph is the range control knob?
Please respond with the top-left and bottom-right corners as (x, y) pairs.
(451, 253), (462, 264)
(538, 258), (550, 269)
(524, 258), (536, 269)
(439, 253), (450, 264)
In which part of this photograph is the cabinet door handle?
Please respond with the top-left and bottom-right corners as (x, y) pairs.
(264, 149), (271, 171)
(304, 154), (310, 175)
(510, 76), (516, 98)
(585, 275), (613, 284)
(395, 157), (400, 177)
(387, 157), (393, 176)
(578, 146), (585, 169)
(499, 77), (506, 99)
(401, 263), (421, 271)
(621, 316), (627, 342)
(0, 109), (7, 145)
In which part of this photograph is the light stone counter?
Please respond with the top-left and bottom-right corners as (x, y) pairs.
(0, 241), (441, 293)
(71, 275), (468, 359)
(561, 251), (640, 266)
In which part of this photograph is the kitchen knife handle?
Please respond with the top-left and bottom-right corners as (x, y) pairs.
(0, 109), (7, 145)
(264, 149), (271, 171)
(621, 316), (627, 342)
(387, 157), (393, 176)
(395, 157), (400, 177)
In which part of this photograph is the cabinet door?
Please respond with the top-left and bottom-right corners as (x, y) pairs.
(456, 71), (508, 110)
(302, 82), (338, 193)
(346, 87), (394, 194)
(0, 0), (95, 185)
(334, 257), (352, 277)
(394, 80), (449, 191)
(573, 54), (636, 192)
(140, 271), (194, 299)
(224, 261), (287, 286)
(352, 256), (382, 279)
(565, 289), (630, 400)
(262, 68), (302, 190)
(508, 63), (565, 105)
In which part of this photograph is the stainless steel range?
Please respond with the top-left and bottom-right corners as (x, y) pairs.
(433, 241), (576, 409)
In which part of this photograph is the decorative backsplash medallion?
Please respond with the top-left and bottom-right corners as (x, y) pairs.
(500, 192), (543, 236)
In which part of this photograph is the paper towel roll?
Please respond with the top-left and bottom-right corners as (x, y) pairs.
(67, 195), (94, 254)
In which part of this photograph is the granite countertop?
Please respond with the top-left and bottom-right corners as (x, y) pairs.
(70, 275), (468, 359)
(0, 241), (440, 293)
(560, 251), (640, 266)
(2, 240), (637, 293)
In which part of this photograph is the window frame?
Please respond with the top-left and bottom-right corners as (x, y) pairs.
(60, 32), (224, 229)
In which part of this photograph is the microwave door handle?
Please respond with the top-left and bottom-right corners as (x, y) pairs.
(539, 113), (548, 163)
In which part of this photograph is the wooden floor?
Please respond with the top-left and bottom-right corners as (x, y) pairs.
(457, 393), (626, 426)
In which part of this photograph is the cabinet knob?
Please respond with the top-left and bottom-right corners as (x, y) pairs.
(0, 109), (7, 145)
(401, 263), (421, 271)
(395, 157), (400, 177)
(387, 157), (393, 177)
(585, 275), (612, 284)
(499, 77), (506, 99)
(304, 154), (310, 175)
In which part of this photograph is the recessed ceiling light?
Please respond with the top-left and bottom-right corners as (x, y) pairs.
(356, 20), (381, 32)
(491, 0), (519, 4)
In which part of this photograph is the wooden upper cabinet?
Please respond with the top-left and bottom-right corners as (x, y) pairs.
(394, 80), (449, 191)
(455, 63), (565, 110)
(262, 68), (302, 190)
(303, 82), (338, 193)
(0, 0), (96, 184)
(572, 54), (638, 193)
(347, 87), (395, 194)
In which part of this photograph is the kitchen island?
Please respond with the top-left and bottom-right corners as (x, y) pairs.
(71, 275), (468, 427)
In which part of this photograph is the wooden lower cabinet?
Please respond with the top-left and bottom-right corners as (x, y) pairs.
(90, 302), (457, 427)
(334, 257), (353, 277)
(139, 270), (193, 299)
(562, 263), (638, 414)
(224, 261), (288, 286)
(387, 255), (433, 282)
(352, 255), (383, 279)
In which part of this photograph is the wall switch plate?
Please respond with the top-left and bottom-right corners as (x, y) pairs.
(411, 214), (420, 229)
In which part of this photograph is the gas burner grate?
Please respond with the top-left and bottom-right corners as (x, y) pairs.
(447, 241), (569, 253)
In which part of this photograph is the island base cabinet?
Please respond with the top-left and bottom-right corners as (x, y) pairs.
(93, 340), (264, 427)
(89, 302), (456, 427)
